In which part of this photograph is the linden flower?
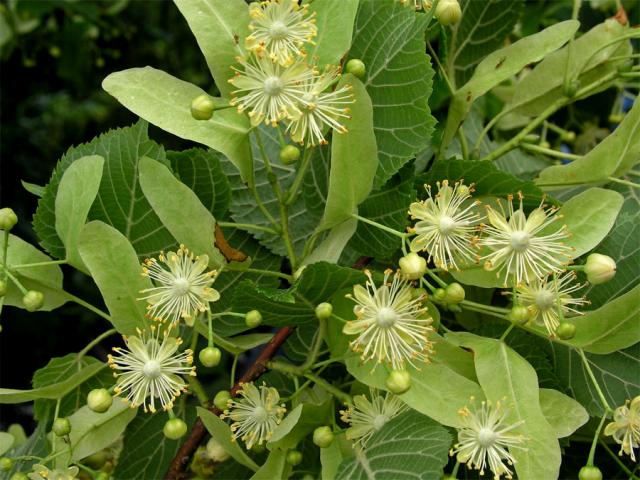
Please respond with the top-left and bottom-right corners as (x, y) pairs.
(409, 180), (482, 270)
(343, 269), (434, 371)
(514, 272), (588, 336)
(481, 193), (573, 285)
(340, 388), (407, 447)
(221, 382), (286, 450)
(28, 465), (79, 480)
(108, 326), (195, 413)
(139, 245), (219, 326)
(604, 396), (640, 461)
(450, 398), (526, 480)
(229, 55), (317, 126)
(246, 0), (317, 67)
(286, 66), (353, 146)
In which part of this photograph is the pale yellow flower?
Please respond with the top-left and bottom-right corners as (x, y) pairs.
(604, 396), (640, 461)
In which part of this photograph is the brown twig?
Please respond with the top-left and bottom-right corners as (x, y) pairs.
(164, 326), (294, 480)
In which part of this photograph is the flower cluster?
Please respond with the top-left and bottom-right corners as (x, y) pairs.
(605, 396), (640, 461)
(343, 269), (434, 371)
(229, 0), (353, 145)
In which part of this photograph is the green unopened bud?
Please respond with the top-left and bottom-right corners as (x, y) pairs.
(539, 140), (550, 149)
(556, 322), (576, 340)
(522, 134), (540, 144)
(385, 369), (411, 394)
(191, 94), (215, 121)
(94, 473), (111, 480)
(52, 417), (71, 437)
(312, 426), (334, 448)
(245, 310), (263, 328)
(22, 290), (44, 312)
(435, 0), (461, 25)
(10, 473), (29, 480)
(83, 450), (109, 469)
(163, 418), (188, 439)
(608, 113), (624, 124)
(206, 437), (231, 462)
(0, 279), (7, 297)
(578, 466), (603, 480)
(315, 302), (333, 320)
(508, 305), (530, 324)
(584, 253), (616, 285)
(444, 283), (465, 304)
(213, 390), (232, 411)
(399, 252), (427, 280)
(279, 145), (301, 165)
(199, 346), (222, 367)
(286, 450), (303, 466)
(87, 388), (113, 413)
(345, 59), (366, 79)
(0, 208), (18, 231)
(433, 288), (446, 303)
(562, 131), (576, 142)
(0, 457), (13, 472)
(565, 79), (580, 98)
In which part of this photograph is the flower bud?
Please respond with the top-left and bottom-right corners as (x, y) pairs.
(10, 473), (29, 480)
(0, 279), (7, 297)
(0, 457), (13, 472)
(399, 252), (427, 280)
(214, 390), (232, 411)
(556, 322), (576, 340)
(286, 450), (303, 466)
(565, 79), (580, 98)
(163, 418), (188, 439)
(435, 0), (461, 25)
(94, 473), (111, 480)
(199, 346), (222, 367)
(52, 417), (71, 437)
(444, 283), (465, 304)
(279, 145), (301, 165)
(87, 388), (113, 413)
(315, 302), (333, 320)
(191, 94), (215, 121)
(584, 253), (616, 285)
(508, 305), (530, 324)
(433, 288), (446, 303)
(312, 426), (334, 448)
(83, 450), (108, 469)
(522, 134), (540, 144)
(539, 140), (550, 149)
(385, 369), (411, 394)
(608, 113), (624, 124)
(578, 466), (603, 480)
(206, 437), (230, 462)
(245, 310), (263, 328)
(562, 131), (576, 142)
(345, 59), (366, 79)
(0, 208), (18, 231)
(22, 290), (44, 312)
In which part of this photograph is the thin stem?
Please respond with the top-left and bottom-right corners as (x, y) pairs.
(63, 291), (112, 322)
(426, 40), (455, 94)
(2, 231), (8, 270)
(520, 142), (581, 160)
(225, 264), (293, 282)
(217, 222), (278, 235)
(286, 147), (313, 206)
(51, 398), (61, 458)
(607, 177), (640, 189)
(500, 324), (515, 341)
(587, 413), (608, 466)
(1, 266), (28, 295)
(461, 302), (510, 321)
(300, 317), (326, 371)
(599, 439), (636, 478)
(249, 186), (280, 230)
(461, 299), (510, 314)
(578, 348), (612, 412)
(76, 328), (117, 362)
(563, 0), (582, 92)
(458, 130), (469, 159)
(230, 354), (239, 389)
(188, 376), (209, 406)
(351, 214), (407, 239)
(576, 30), (640, 79)
(207, 311), (214, 347)
(279, 201), (298, 270)
(303, 372), (351, 404)
(424, 268), (447, 288)
(10, 259), (68, 269)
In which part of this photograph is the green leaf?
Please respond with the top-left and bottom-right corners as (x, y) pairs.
(21, 180), (45, 197)
(447, 0), (523, 87)
(32, 354), (113, 421)
(548, 342), (640, 416)
(539, 388), (588, 439)
(138, 156), (224, 268)
(173, 0), (249, 99)
(303, 218), (357, 266)
(349, 0), (435, 188)
(168, 148), (231, 220)
(336, 410), (451, 480)
(102, 67), (253, 183)
(0, 362), (105, 404)
(0, 234), (66, 311)
(0, 433), (14, 456)
(537, 102), (640, 187)
(548, 187), (624, 258)
(321, 433), (352, 480)
(64, 401), (137, 463)
(113, 408), (196, 480)
(269, 400), (333, 450)
(504, 20), (632, 118)
(449, 332), (561, 480)
(308, 0), (359, 67)
(77, 221), (151, 334)
(348, 164), (416, 259)
(251, 449), (289, 480)
(33, 121), (176, 259)
(320, 74), (377, 230)
(557, 285), (640, 354)
(197, 407), (260, 472)
(442, 20), (579, 149)
(1, 423), (48, 477)
(54, 155), (104, 271)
